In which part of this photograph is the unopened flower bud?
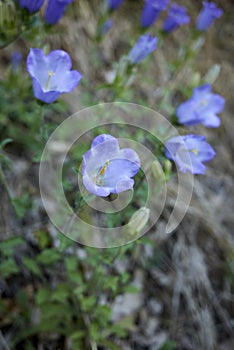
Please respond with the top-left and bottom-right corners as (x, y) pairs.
(0, 0), (17, 32)
(163, 159), (172, 180)
(150, 161), (164, 183)
(204, 64), (221, 85)
(126, 207), (150, 235)
(191, 72), (201, 87)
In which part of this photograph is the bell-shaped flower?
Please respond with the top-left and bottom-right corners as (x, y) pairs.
(18, 0), (45, 13)
(163, 3), (190, 32)
(107, 0), (124, 10)
(128, 34), (158, 64)
(27, 48), (82, 104)
(141, 0), (169, 28)
(196, 1), (223, 31)
(165, 134), (216, 174)
(176, 84), (225, 128)
(45, 0), (73, 25)
(82, 134), (140, 197)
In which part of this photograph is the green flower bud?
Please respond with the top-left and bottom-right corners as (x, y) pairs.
(126, 207), (150, 236)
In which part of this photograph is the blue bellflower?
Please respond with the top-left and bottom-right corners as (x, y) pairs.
(176, 84), (225, 128)
(107, 0), (124, 10)
(18, 0), (45, 13)
(141, 0), (169, 28)
(128, 34), (158, 64)
(99, 19), (113, 35)
(165, 135), (216, 174)
(82, 135), (140, 197)
(163, 3), (190, 32)
(27, 48), (82, 104)
(45, 0), (73, 25)
(196, 1), (223, 31)
(11, 52), (22, 71)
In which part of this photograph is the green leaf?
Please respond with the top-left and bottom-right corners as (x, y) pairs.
(12, 194), (31, 218)
(104, 316), (134, 338)
(0, 138), (13, 150)
(51, 283), (71, 302)
(100, 339), (121, 350)
(0, 236), (24, 256)
(65, 256), (78, 272)
(159, 339), (177, 350)
(22, 257), (42, 277)
(0, 259), (19, 278)
(36, 249), (61, 265)
(36, 288), (50, 305)
(122, 285), (139, 294)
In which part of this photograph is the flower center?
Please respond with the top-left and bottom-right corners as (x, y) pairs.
(200, 99), (207, 106)
(96, 160), (111, 186)
(190, 148), (198, 155)
(45, 70), (55, 90)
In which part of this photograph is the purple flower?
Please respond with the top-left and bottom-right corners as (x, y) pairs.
(165, 135), (216, 174)
(141, 0), (169, 28)
(196, 1), (223, 31)
(27, 48), (82, 104)
(45, 0), (73, 25)
(107, 0), (124, 10)
(176, 84), (225, 128)
(163, 3), (190, 32)
(18, 0), (45, 13)
(99, 19), (113, 35)
(11, 52), (22, 71)
(82, 134), (140, 197)
(128, 34), (158, 64)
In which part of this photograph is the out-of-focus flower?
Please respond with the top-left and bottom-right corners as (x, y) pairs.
(141, 0), (169, 28)
(26, 48), (82, 103)
(128, 34), (158, 64)
(107, 0), (124, 10)
(18, 0), (45, 13)
(45, 0), (73, 25)
(196, 1), (223, 31)
(99, 19), (113, 35)
(163, 3), (190, 32)
(176, 84), (225, 128)
(82, 134), (140, 197)
(165, 134), (216, 174)
(11, 52), (22, 71)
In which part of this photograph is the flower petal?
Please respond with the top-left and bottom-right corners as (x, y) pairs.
(91, 134), (117, 148)
(32, 79), (61, 103)
(82, 139), (120, 175)
(101, 159), (140, 188)
(83, 174), (111, 197)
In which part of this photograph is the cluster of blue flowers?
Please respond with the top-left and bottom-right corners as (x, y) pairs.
(141, 0), (223, 32)
(19, 0), (225, 194)
(165, 84), (225, 174)
(18, 0), (73, 25)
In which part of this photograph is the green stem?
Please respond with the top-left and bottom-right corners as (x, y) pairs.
(0, 165), (18, 216)
(39, 103), (46, 141)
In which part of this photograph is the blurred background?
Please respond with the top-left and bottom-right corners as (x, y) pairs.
(0, 0), (233, 349)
